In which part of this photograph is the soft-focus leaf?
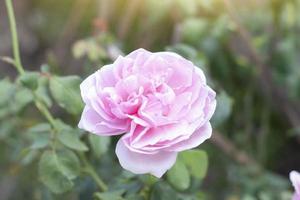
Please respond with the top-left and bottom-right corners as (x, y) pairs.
(27, 123), (51, 149)
(28, 123), (51, 133)
(30, 135), (50, 149)
(94, 190), (125, 200)
(20, 149), (39, 165)
(0, 120), (17, 139)
(56, 150), (81, 179)
(49, 75), (83, 115)
(150, 181), (178, 200)
(167, 158), (190, 191)
(140, 174), (159, 186)
(18, 71), (39, 90)
(14, 88), (34, 111)
(39, 150), (80, 194)
(0, 78), (15, 106)
(38, 151), (73, 194)
(124, 194), (144, 200)
(36, 76), (52, 107)
(58, 130), (88, 151)
(88, 134), (110, 157)
(179, 150), (208, 179)
(56, 120), (88, 151)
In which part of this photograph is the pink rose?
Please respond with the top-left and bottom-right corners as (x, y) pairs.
(290, 171), (300, 200)
(78, 49), (216, 177)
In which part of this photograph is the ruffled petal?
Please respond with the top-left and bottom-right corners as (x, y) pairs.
(166, 123), (212, 152)
(78, 107), (126, 135)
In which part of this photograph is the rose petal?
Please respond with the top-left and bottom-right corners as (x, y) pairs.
(78, 107), (126, 135)
(290, 171), (300, 195)
(80, 72), (97, 104)
(115, 137), (177, 177)
(97, 64), (117, 88)
(166, 123), (212, 152)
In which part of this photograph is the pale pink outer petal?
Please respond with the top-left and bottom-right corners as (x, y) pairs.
(80, 72), (97, 104)
(165, 123), (212, 152)
(115, 137), (177, 178)
(78, 107), (127, 136)
(290, 171), (300, 200)
(127, 48), (152, 60)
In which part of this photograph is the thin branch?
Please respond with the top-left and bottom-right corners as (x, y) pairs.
(211, 131), (259, 167)
(5, 0), (25, 75)
(79, 152), (108, 191)
(0, 56), (16, 66)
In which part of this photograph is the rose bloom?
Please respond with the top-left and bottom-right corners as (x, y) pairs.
(78, 49), (216, 177)
(290, 171), (300, 200)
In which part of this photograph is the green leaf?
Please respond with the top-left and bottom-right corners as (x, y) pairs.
(140, 174), (159, 186)
(124, 194), (144, 200)
(14, 88), (34, 111)
(27, 123), (51, 149)
(18, 72), (39, 90)
(167, 158), (190, 191)
(211, 91), (233, 127)
(88, 134), (110, 157)
(36, 76), (52, 107)
(49, 75), (83, 115)
(56, 120), (88, 151)
(0, 120), (17, 139)
(179, 150), (208, 179)
(56, 150), (81, 179)
(39, 150), (80, 194)
(0, 78), (15, 107)
(20, 149), (39, 165)
(28, 123), (51, 133)
(94, 190), (125, 200)
(58, 130), (88, 151)
(150, 181), (178, 200)
(30, 135), (50, 149)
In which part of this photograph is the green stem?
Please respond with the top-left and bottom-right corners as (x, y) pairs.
(5, 0), (25, 75)
(79, 153), (108, 191)
(33, 97), (56, 128)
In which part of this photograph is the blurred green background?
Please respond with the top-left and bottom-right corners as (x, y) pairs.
(0, 0), (300, 199)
